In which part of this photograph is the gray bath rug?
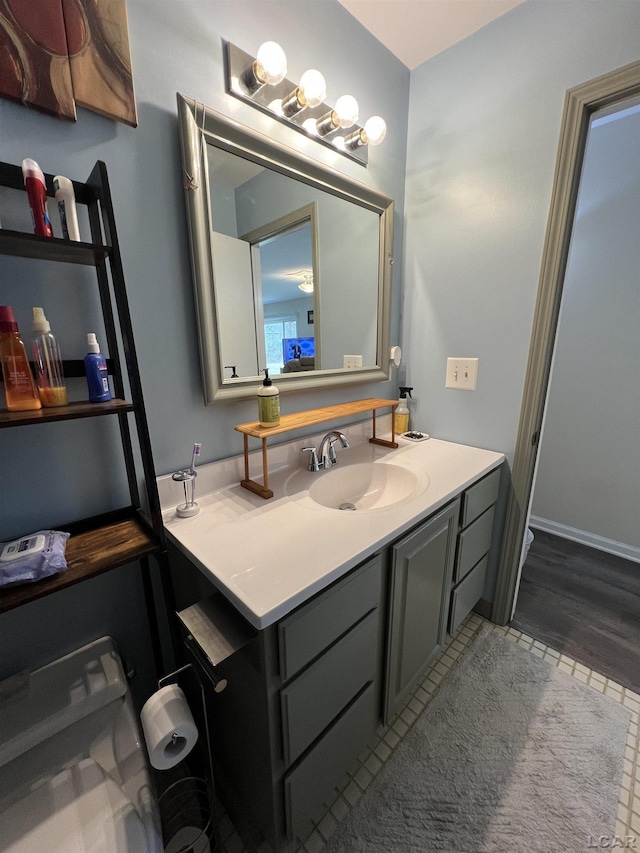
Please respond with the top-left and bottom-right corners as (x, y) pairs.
(326, 626), (631, 853)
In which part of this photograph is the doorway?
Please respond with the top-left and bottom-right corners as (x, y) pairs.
(528, 101), (640, 560)
(491, 60), (640, 625)
(507, 97), (640, 692)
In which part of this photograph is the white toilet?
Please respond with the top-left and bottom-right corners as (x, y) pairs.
(0, 636), (163, 852)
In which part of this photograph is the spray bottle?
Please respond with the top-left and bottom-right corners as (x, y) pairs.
(394, 386), (412, 434)
(32, 307), (68, 407)
(84, 333), (112, 403)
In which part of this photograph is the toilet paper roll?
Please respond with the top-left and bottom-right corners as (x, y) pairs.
(140, 684), (199, 771)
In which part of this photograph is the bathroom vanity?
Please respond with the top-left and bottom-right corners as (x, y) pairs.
(160, 426), (504, 850)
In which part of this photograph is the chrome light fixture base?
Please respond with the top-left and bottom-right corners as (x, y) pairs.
(225, 42), (370, 166)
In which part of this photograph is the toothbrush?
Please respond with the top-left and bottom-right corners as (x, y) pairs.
(190, 442), (202, 475)
(189, 443), (201, 506)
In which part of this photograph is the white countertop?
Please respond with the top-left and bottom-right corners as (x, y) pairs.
(159, 423), (504, 629)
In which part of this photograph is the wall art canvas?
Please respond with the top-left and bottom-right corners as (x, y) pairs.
(63, 0), (137, 126)
(0, 0), (76, 119)
(0, 0), (137, 126)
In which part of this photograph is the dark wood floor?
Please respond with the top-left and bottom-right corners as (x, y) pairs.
(510, 528), (640, 694)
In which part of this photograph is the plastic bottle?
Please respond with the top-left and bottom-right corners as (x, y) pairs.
(22, 159), (53, 237)
(84, 333), (112, 403)
(32, 307), (68, 407)
(257, 368), (280, 427)
(393, 386), (412, 434)
(0, 306), (42, 411)
(53, 175), (80, 241)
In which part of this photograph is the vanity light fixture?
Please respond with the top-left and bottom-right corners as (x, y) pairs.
(225, 41), (385, 166)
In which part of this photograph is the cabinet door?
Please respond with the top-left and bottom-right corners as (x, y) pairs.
(384, 499), (459, 722)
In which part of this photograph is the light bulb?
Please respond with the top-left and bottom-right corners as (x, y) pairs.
(268, 99), (284, 117)
(334, 95), (359, 129)
(364, 115), (386, 146)
(255, 41), (287, 85)
(299, 69), (326, 108)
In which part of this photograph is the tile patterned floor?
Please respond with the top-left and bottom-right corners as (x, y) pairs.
(218, 614), (640, 853)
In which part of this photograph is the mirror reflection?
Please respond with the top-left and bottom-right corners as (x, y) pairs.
(177, 93), (394, 402)
(208, 144), (380, 379)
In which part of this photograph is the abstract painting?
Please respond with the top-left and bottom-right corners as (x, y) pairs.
(0, 0), (137, 126)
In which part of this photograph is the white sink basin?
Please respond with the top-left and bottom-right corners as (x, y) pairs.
(297, 462), (428, 511)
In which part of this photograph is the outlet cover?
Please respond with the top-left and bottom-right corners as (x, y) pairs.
(343, 355), (363, 369)
(445, 357), (478, 390)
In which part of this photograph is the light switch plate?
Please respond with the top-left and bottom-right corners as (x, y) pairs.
(343, 355), (363, 369)
(445, 358), (478, 390)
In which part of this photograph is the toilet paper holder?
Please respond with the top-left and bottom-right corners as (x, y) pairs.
(152, 654), (221, 849)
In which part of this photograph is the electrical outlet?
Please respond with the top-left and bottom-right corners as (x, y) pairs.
(445, 358), (478, 390)
(343, 355), (363, 369)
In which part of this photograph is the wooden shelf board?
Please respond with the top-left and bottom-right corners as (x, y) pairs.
(0, 229), (109, 265)
(235, 398), (397, 439)
(236, 398), (398, 499)
(0, 398), (134, 428)
(0, 516), (160, 614)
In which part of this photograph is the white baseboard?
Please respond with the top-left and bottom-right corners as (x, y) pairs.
(529, 516), (640, 564)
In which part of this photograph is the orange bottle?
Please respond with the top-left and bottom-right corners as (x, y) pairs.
(0, 306), (42, 411)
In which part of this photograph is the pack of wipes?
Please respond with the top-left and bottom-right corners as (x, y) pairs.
(0, 530), (70, 587)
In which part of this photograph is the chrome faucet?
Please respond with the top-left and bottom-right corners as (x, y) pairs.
(302, 431), (350, 471)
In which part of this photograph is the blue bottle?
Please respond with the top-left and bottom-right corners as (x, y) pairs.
(84, 333), (112, 402)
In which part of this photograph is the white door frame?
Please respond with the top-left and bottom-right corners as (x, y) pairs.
(491, 60), (640, 626)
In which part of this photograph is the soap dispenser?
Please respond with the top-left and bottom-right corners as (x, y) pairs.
(394, 386), (412, 434)
(257, 368), (280, 427)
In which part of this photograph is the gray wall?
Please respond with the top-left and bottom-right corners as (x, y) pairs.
(402, 0), (639, 465)
(531, 109), (640, 556)
(0, 1), (408, 678)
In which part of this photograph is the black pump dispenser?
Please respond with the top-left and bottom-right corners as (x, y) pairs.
(399, 386), (413, 399)
(261, 368), (272, 386)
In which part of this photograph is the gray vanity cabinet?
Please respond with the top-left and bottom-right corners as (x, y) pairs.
(172, 548), (386, 851)
(449, 467), (501, 634)
(169, 463), (503, 851)
(279, 553), (385, 839)
(384, 499), (460, 722)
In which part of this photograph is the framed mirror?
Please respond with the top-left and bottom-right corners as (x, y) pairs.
(177, 93), (394, 403)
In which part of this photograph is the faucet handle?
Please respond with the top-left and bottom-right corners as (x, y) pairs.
(302, 446), (320, 472)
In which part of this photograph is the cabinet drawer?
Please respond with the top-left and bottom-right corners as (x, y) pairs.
(454, 505), (495, 583)
(460, 467), (500, 528)
(281, 609), (378, 766)
(284, 682), (378, 841)
(450, 554), (488, 635)
(278, 554), (382, 681)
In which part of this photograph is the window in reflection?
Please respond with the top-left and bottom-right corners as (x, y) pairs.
(265, 317), (297, 375)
